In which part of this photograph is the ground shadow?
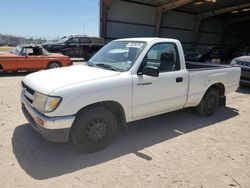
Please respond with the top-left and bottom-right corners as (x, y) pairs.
(12, 107), (239, 180)
(237, 85), (250, 94)
(0, 71), (32, 77)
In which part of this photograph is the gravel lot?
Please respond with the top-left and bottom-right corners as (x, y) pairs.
(0, 72), (250, 188)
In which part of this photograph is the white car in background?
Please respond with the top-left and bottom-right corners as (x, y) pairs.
(230, 56), (250, 85)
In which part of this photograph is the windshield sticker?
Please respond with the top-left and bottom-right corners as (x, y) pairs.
(126, 42), (144, 48)
(126, 60), (132, 64)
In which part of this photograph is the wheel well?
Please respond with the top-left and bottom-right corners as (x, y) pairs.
(209, 83), (225, 96)
(76, 101), (127, 131)
(205, 83), (226, 107)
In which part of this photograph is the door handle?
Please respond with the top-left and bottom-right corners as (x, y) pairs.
(176, 77), (183, 82)
(137, 82), (152, 86)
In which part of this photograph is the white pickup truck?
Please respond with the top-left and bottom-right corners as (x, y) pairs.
(21, 38), (241, 152)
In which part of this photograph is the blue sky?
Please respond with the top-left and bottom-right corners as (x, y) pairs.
(0, 0), (100, 39)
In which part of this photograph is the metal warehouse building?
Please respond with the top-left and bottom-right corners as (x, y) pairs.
(100, 0), (250, 51)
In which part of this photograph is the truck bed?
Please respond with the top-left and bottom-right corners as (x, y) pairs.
(184, 61), (240, 108)
(186, 61), (231, 70)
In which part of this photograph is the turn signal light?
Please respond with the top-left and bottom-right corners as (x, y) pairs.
(35, 117), (44, 126)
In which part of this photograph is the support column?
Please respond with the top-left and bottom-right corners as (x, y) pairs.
(192, 17), (201, 49)
(155, 8), (162, 37)
(101, 0), (112, 40)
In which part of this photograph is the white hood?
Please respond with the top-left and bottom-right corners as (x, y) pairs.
(23, 65), (121, 94)
(235, 56), (250, 63)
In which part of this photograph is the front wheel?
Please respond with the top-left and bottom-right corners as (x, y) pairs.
(47, 61), (61, 69)
(71, 107), (118, 152)
(196, 88), (219, 117)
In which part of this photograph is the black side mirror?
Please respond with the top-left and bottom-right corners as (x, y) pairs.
(142, 66), (159, 77)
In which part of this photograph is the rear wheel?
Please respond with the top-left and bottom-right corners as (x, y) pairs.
(71, 107), (118, 152)
(196, 88), (219, 117)
(47, 61), (61, 69)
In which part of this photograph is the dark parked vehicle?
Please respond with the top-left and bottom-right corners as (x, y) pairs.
(185, 47), (236, 64)
(185, 47), (212, 62)
(198, 47), (236, 64)
(42, 35), (104, 60)
(231, 56), (250, 85)
(231, 46), (250, 60)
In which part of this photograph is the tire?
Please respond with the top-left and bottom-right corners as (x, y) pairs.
(71, 107), (118, 152)
(47, 61), (61, 69)
(196, 88), (219, 117)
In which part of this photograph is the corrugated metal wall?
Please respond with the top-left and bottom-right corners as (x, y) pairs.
(102, 0), (247, 51)
(105, 0), (155, 41)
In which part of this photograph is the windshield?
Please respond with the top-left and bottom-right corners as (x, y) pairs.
(11, 46), (23, 55)
(56, 36), (70, 43)
(88, 41), (146, 71)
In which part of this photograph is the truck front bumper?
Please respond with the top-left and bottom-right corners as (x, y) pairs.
(21, 93), (75, 142)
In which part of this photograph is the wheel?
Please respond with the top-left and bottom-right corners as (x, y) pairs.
(196, 88), (219, 117)
(47, 62), (61, 69)
(71, 107), (118, 152)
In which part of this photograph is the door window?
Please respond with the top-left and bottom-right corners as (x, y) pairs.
(67, 38), (78, 45)
(140, 43), (180, 72)
(78, 37), (91, 44)
(22, 47), (33, 55)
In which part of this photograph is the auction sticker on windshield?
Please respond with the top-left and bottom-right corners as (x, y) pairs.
(126, 42), (144, 48)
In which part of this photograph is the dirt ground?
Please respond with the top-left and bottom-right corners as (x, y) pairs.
(0, 72), (250, 188)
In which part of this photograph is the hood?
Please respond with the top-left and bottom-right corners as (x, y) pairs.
(23, 65), (121, 94)
(0, 52), (15, 57)
(235, 56), (250, 63)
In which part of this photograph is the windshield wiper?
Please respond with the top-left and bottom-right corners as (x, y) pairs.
(94, 63), (119, 71)
(87, 61), (93, 66)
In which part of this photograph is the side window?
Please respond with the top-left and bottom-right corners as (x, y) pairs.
(67, 38), (78, 44)
(33, 47), (42, 55)
(22, 47), (34, 55)
(142, 43), (180, 72)
(78, 37), (91, 44)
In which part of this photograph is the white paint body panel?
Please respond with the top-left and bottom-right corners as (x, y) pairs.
(22, 38), (241, 129)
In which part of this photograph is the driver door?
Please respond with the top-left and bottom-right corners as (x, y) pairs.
(132, 43), (188, 119)
(16, 47), (41, 70)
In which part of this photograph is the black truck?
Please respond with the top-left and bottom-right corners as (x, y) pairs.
(42, 35), (104, 60)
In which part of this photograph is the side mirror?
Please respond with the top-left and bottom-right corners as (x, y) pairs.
(142, 66), (159, 77)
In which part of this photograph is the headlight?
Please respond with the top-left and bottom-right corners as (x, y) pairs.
(33, 92), (62, 113)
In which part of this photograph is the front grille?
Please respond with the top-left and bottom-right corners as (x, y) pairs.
(237, 61), (250, 68)
(241, 76), (250, 81)
(22, 81), (35, 104)
(242, 67), (250, 72)
(22, 82), (35, 95)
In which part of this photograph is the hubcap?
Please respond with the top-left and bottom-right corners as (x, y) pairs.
(86, 119), (108, 142)
(50, 63), (59, 69)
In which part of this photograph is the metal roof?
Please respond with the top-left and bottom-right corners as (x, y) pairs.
(178, 0), (250, 14)
(122, 0), (250, 17)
